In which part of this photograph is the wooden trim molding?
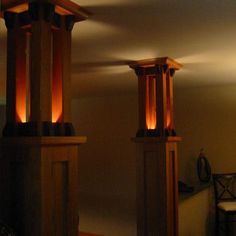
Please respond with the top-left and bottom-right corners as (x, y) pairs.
(0, 136), (87, 146)
(131, 136), (182, 143)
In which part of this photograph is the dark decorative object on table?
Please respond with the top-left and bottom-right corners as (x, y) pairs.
(197, 149), (211, 183)
(178, 181), (194, 193)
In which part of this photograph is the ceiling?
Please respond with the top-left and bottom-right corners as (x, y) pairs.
(1, 0), (236, 99)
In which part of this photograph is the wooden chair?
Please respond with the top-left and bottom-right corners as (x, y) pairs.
(0, 221), (15, 236)
(213, 173), (236, 235)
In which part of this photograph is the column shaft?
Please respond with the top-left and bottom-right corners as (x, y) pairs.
(30, 19), (52, 127)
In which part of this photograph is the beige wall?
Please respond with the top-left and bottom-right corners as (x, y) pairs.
(72, 95), (137, 200)
(179, 188), (214, 236)
(175, 85), (236, 183)
(72, 95), (138, 235)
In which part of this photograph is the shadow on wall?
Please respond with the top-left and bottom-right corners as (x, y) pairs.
(72, 94), (138, 236)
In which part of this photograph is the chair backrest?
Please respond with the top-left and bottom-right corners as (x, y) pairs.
(213, 173), (236, 203)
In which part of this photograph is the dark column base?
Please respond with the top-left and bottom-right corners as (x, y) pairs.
(2, 122), (75, 137)
(136, 128), (177, 137)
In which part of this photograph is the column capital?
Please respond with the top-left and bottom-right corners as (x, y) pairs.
(129, 57), (182, 74)
(0, 0), (90, 22)
(129, 57), (182, 137)
(4, 11), (17, 29)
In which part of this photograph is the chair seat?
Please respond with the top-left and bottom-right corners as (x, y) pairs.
(218, 201), (236, 211)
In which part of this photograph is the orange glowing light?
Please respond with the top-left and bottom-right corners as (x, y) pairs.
(16, 69), (27, 122)
(16, 31), (27, 123)
(166, 74), (172, 129)
(166, 113), (171, 128)
(52, 70), (63, 122)
(146, 76), (156, 129)
(52, 30), (63, 123)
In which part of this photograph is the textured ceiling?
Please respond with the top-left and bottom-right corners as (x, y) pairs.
(1, 0), (236, 99)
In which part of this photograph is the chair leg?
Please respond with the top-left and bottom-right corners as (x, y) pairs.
(215, 210), (220, 236)
(225, 213), (230, 236)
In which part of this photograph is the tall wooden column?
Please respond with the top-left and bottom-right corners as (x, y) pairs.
(130, 57), (182, 236)
(0, 1), (89, 235)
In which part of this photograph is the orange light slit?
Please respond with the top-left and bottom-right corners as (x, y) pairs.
(52, 30), (63, 123)
(146, 76), (156, 129)
(166, 74), (171, 128)
(16, 31), (27, 123)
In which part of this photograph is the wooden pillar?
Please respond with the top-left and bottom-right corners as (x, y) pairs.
(2, 0), (89, 137)
(0, 1), (89, 236)
(1, 137), (87, 236)
(130, 57), (182, 236)
(134, 137), (180, 236)
(167, 69), (175, 131)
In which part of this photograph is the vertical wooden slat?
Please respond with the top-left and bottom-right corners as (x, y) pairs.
(156, 68), (167, 134)
(68, 146), (79, 236)
(145, 149), (167, 235)
(41, 148), (53, 236)
(138, 75), (147, 130)
(166, 144), (178, 236)
(61, 18), (72, 123)
(136, 143), (146, 236)
(30, 18), (52, 127)
(6, 27), (17, 123)
(26, 32), (31, 122)
(168, 73), (175, 130)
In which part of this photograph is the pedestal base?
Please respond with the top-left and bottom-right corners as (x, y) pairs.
(0, 136), (86, 236)
(132, 137), (181, 236)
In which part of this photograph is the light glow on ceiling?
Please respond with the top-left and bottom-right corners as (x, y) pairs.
(73, 19), (122, 40)
(113, 49), (159, 62)
(73, 64), (130, 75)
(177, 51), (236, 71)
(72, 0), (129, 7)
(176, 53), (213, 64)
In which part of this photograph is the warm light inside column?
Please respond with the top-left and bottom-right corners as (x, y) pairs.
(166, 74), (171, 128)
(52, 30), (63, 123)
(146, 75), (156, 129)
(16, 30), (27, 123)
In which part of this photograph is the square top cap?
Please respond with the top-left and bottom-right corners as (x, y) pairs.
(129, 57), (182, 70)
(1, 0), (90, 21)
